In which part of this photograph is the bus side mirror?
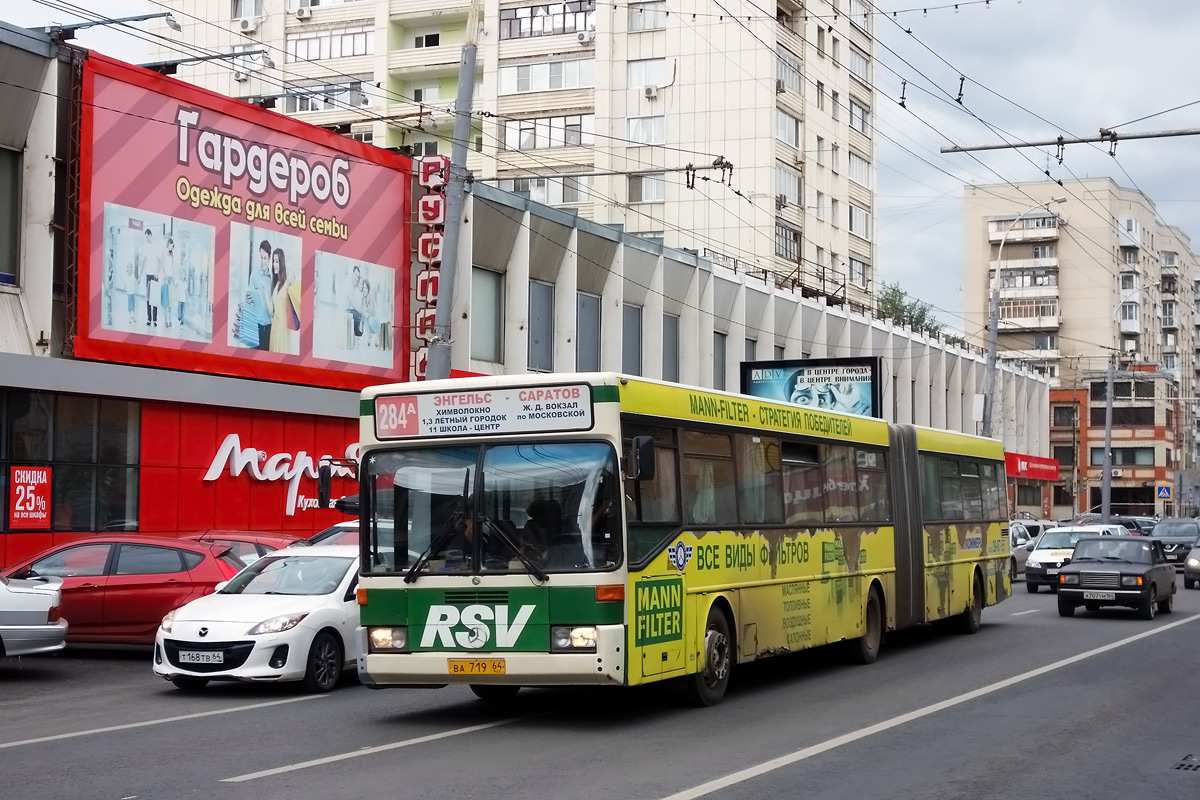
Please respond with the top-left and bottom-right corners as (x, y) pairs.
(631, 436), (656, 481)
(318, 462), (332, 509)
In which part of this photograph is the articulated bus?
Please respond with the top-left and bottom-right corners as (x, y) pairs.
(343, 373), (1010, 706)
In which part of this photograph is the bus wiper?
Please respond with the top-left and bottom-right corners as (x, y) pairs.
(479, 514), (548, 582)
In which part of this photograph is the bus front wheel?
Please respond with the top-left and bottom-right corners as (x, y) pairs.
(470, 684), (521, 703)
(686, 606), (732, 707)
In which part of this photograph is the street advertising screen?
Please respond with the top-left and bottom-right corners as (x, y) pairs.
(75, 53), (411, 390)
(740, 356), (884, 418)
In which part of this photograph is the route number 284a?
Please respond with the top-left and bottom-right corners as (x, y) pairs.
(376, 396), (419, 437)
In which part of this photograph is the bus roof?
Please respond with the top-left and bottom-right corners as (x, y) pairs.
(913, 425), (1004, 460)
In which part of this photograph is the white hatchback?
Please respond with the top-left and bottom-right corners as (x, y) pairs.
(153, 546), (360, 693)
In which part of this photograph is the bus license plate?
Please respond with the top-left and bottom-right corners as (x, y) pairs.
(448, 659), (506, 675)
(1083, 591), (1116, 601)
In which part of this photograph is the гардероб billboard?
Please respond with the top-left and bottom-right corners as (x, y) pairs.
(74, 53), (411, 390)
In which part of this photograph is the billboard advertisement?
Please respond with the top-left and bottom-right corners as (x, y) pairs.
(75, 54), (411, 390)
(740, 356), (883, 418)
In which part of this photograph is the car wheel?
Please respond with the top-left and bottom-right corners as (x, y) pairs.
(1186, 577), (1196, 590)
(1057, 597), (1075, 617)
(1026, 582), (1039, 594)
(170, 676), (209, 692)
(301, 631), (343, 693)
(850, 586), (884, 665)
(470, 684), (521, 702)
(1138, 587), (1157, 621)
(1009, 558), (1017, 582)
(1157, 592), (1174, 615)
(686, 605), (733, 706)
(956, 573), (983, 635)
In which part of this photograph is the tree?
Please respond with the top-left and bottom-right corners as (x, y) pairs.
(876, 282), (944, 338)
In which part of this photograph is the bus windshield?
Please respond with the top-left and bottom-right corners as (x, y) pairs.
(365, 442), (622, 576)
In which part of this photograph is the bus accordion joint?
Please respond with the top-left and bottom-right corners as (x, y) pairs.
(596, 585), (625, 602)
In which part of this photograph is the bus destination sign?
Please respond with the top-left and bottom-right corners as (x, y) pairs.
(375, 385), (594, 439)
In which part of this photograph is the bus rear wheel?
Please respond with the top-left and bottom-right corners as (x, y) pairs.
(470, 684), (521, 702)
(956, 573), (983, 635)
(851, 586), (883, 665)
(686, 606), (732, 707)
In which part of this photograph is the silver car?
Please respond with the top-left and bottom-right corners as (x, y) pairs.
(0, 574), (68, 657)
(1008, 519), (1058, 579)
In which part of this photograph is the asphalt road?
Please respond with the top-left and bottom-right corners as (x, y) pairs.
(4, 577), (1200, 800)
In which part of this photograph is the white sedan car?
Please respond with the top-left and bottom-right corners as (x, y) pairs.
(154, 546), (360, 693)
(1, 575), (68, 657)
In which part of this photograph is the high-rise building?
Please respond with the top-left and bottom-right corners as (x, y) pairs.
(963, 178), (1200, 517)
(149, 0), (877, 311)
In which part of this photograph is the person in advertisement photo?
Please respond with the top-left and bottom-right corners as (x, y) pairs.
(100, 202), (215, 343)
(229, 223), (302, 356)
(786, 370), (874, 417)
(312, 250), (394, 369)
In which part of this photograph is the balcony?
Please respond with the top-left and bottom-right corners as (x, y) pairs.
(388, 44), (460, 76)
(997, 314), (1062, 332)
(1119, 218), (1142, 249)
(987, 219), (1060, 244)
(1162, 316), (1179, 330)
(1119, 318), (1141, 335)
(999, 348), (1061, 361)
(389, 0), (471, 23)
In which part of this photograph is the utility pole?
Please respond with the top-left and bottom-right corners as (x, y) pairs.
(1100, 354), (1116, 523)
(425, 0), (481, 382)
(981, 197), (1066, 439)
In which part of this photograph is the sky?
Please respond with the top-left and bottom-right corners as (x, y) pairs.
(7, 0), (1200, 335)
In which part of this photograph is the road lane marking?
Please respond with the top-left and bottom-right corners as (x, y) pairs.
(222, 717), (526, 782)
(1010, 609), (1039, 616)
(0, 696), (325, 751)
(660, 612), (1200, 800)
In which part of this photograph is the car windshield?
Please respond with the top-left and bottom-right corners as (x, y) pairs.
(1037, 530), (1086, 549)
(311, 527), (358, 546)
(1073, 538), (1152, 563)
(220, 554), (354, 596)
(365, 442), (622, 576)
(1152, 522), (1198, 537)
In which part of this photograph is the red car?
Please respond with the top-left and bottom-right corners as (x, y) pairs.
(2, 536), (243, 645)
(180, 530), (302, 565)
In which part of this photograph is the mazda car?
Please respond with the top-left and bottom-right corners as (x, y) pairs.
(1145, 518), (1199, 568)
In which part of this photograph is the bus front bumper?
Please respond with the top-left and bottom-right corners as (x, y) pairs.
(356, 624), (627, 688)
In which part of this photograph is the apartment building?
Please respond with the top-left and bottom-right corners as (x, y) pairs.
(963, 178), (1200, 517)
(150, 0), (878, 311)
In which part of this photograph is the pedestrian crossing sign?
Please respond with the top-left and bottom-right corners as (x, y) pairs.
(1157, 485), (1172, 500)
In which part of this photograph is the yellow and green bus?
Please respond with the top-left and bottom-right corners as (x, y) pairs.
(342, 373), (1010, 706)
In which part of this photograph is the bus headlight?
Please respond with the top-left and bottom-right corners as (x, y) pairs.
(369, 627), (408, 652)
(551, 626), (598, 652)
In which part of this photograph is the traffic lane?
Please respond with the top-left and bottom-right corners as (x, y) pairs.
(706, 608), (1200, 800)
(202, 599), (1200, 800)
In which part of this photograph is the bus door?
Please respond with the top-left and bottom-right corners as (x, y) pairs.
(887, 425), (924, 629)
(632, 572), (685, 678)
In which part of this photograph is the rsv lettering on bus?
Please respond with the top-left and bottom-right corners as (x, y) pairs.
(420, 604), (535, 649)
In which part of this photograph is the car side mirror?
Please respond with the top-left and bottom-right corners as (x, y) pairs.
(10, 568), (34, 580)
(1016, 537), (1028, 546)
(1024, 542), (1037, 551)
(318, 462), (332, 509)
(630, 435), (656, 481)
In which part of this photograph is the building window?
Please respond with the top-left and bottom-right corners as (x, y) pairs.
(1163, 300), (1177, 325)
(408, 141), (438, 156)
(576, 292), (601, 371)
(775, 165), (802, 207)
(638, 231), (664, 244)
(232, 0), (263, 17)
(998, 298), (1059, 320)
(470, 267), (504, 362)
(776, 110), (800, 148)
(663, 313), (680, 382)
(1090, 447), (1155, 467)
(499, 2), (597, 40)
(848, 151), (871, 188)
(1033, 333), (1056, 350)
(1163, 353), (1178, 370)
(1051, 484), (1073, 507)
(849, 204), (871, 239)
(713, 331), (727, 390)
(1122, 248), (1138, 265)
(830, 143), (840, 172)
(774, 344), (785, 360)
(831, 36), (840, 66)
(849, 257), (869, 288)
(831, 199), (840, 227)
(775, 222), (800, 261)
(816, 81), (825, 111)
(499, 58), (595, 94)
(745, 338), (757, 363)
(1, 392), (140, 533)
(1135, 381), (1154, 398)
(626, 115), (665, 145)
(528, 280), (554, 372)
(498, 176), (590, 206)
(1052, 445), (1075, 466)
(283, 80), (370, 113)
(0, 148), (18, 285)
(1161, 250), (1178, 268)
(629, 1), (668, 31)
(816, 25), (826, 56)
(231, 43), (270, 72)
(628, 58), (667, 89)
(848, 44), (870, 82)
(815, 136), (825, 165)
(815, 191), (827, 221)
(776, 47), (802, 92)
(1032, 245), (1055, 259)
(414, 32), (440, 48)
(503, 114), (595, 150)
(629, 173), (665, 203)
(1120, 273), (1137, 291)
(1119, 301), (1138, 321)
(411, 84), (438, 103)
(1089, 406), (1155, 427)
(286, 25), (374, 61)
(1016, 485), (1040, 506)
(622, 304), (643, 375)
(831, 91), (840, 120)
(849, 99), (871, 135)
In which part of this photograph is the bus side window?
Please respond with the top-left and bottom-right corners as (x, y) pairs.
(682, 431), (737, 525)
(856, 449), (890, 522)
(938, 458), (965, 520)
(823, 445), (859, 523)
(735, 434), (783, 524)
(980, 463), (1003, 519)
(921, 455), (942, 521)
(782, 442), (823, 525)
(959, 460), (984, 520)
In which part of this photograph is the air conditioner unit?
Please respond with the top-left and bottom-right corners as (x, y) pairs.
(776, 79), (786, 93)
(237, 17), (259, 34)
(1111, 469), (1125, 478)
(643, 85), (659, 100)
(775, 194), (788, 210)
(577, 29), (596, 44)
(295, 7), (312, 19)
(233, 70), (249, 82)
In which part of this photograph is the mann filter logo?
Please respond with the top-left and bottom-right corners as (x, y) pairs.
(636, 577), (683, 646)
(420, 604), (535, 649)
(666, 541), (693, 571)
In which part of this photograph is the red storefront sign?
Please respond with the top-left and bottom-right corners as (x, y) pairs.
(9, 466), (52, 529)
(1005, 452), (1060, 481)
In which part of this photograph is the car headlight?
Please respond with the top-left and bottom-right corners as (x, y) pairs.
(247, 613), (308, 635)
(1059, 574), (1079, 585)
(551, 626), (598, 652)
(161, 610), (176, 633)
(1121, 576), (1143, 587)
(368, 627), (408, 652)
(1188, 558), (1200, 567)
(1026, 558), (1041, 569)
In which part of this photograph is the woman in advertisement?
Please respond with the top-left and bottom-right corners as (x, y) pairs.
(268, 247), (298, 355)
(140, 228), (162, 328)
